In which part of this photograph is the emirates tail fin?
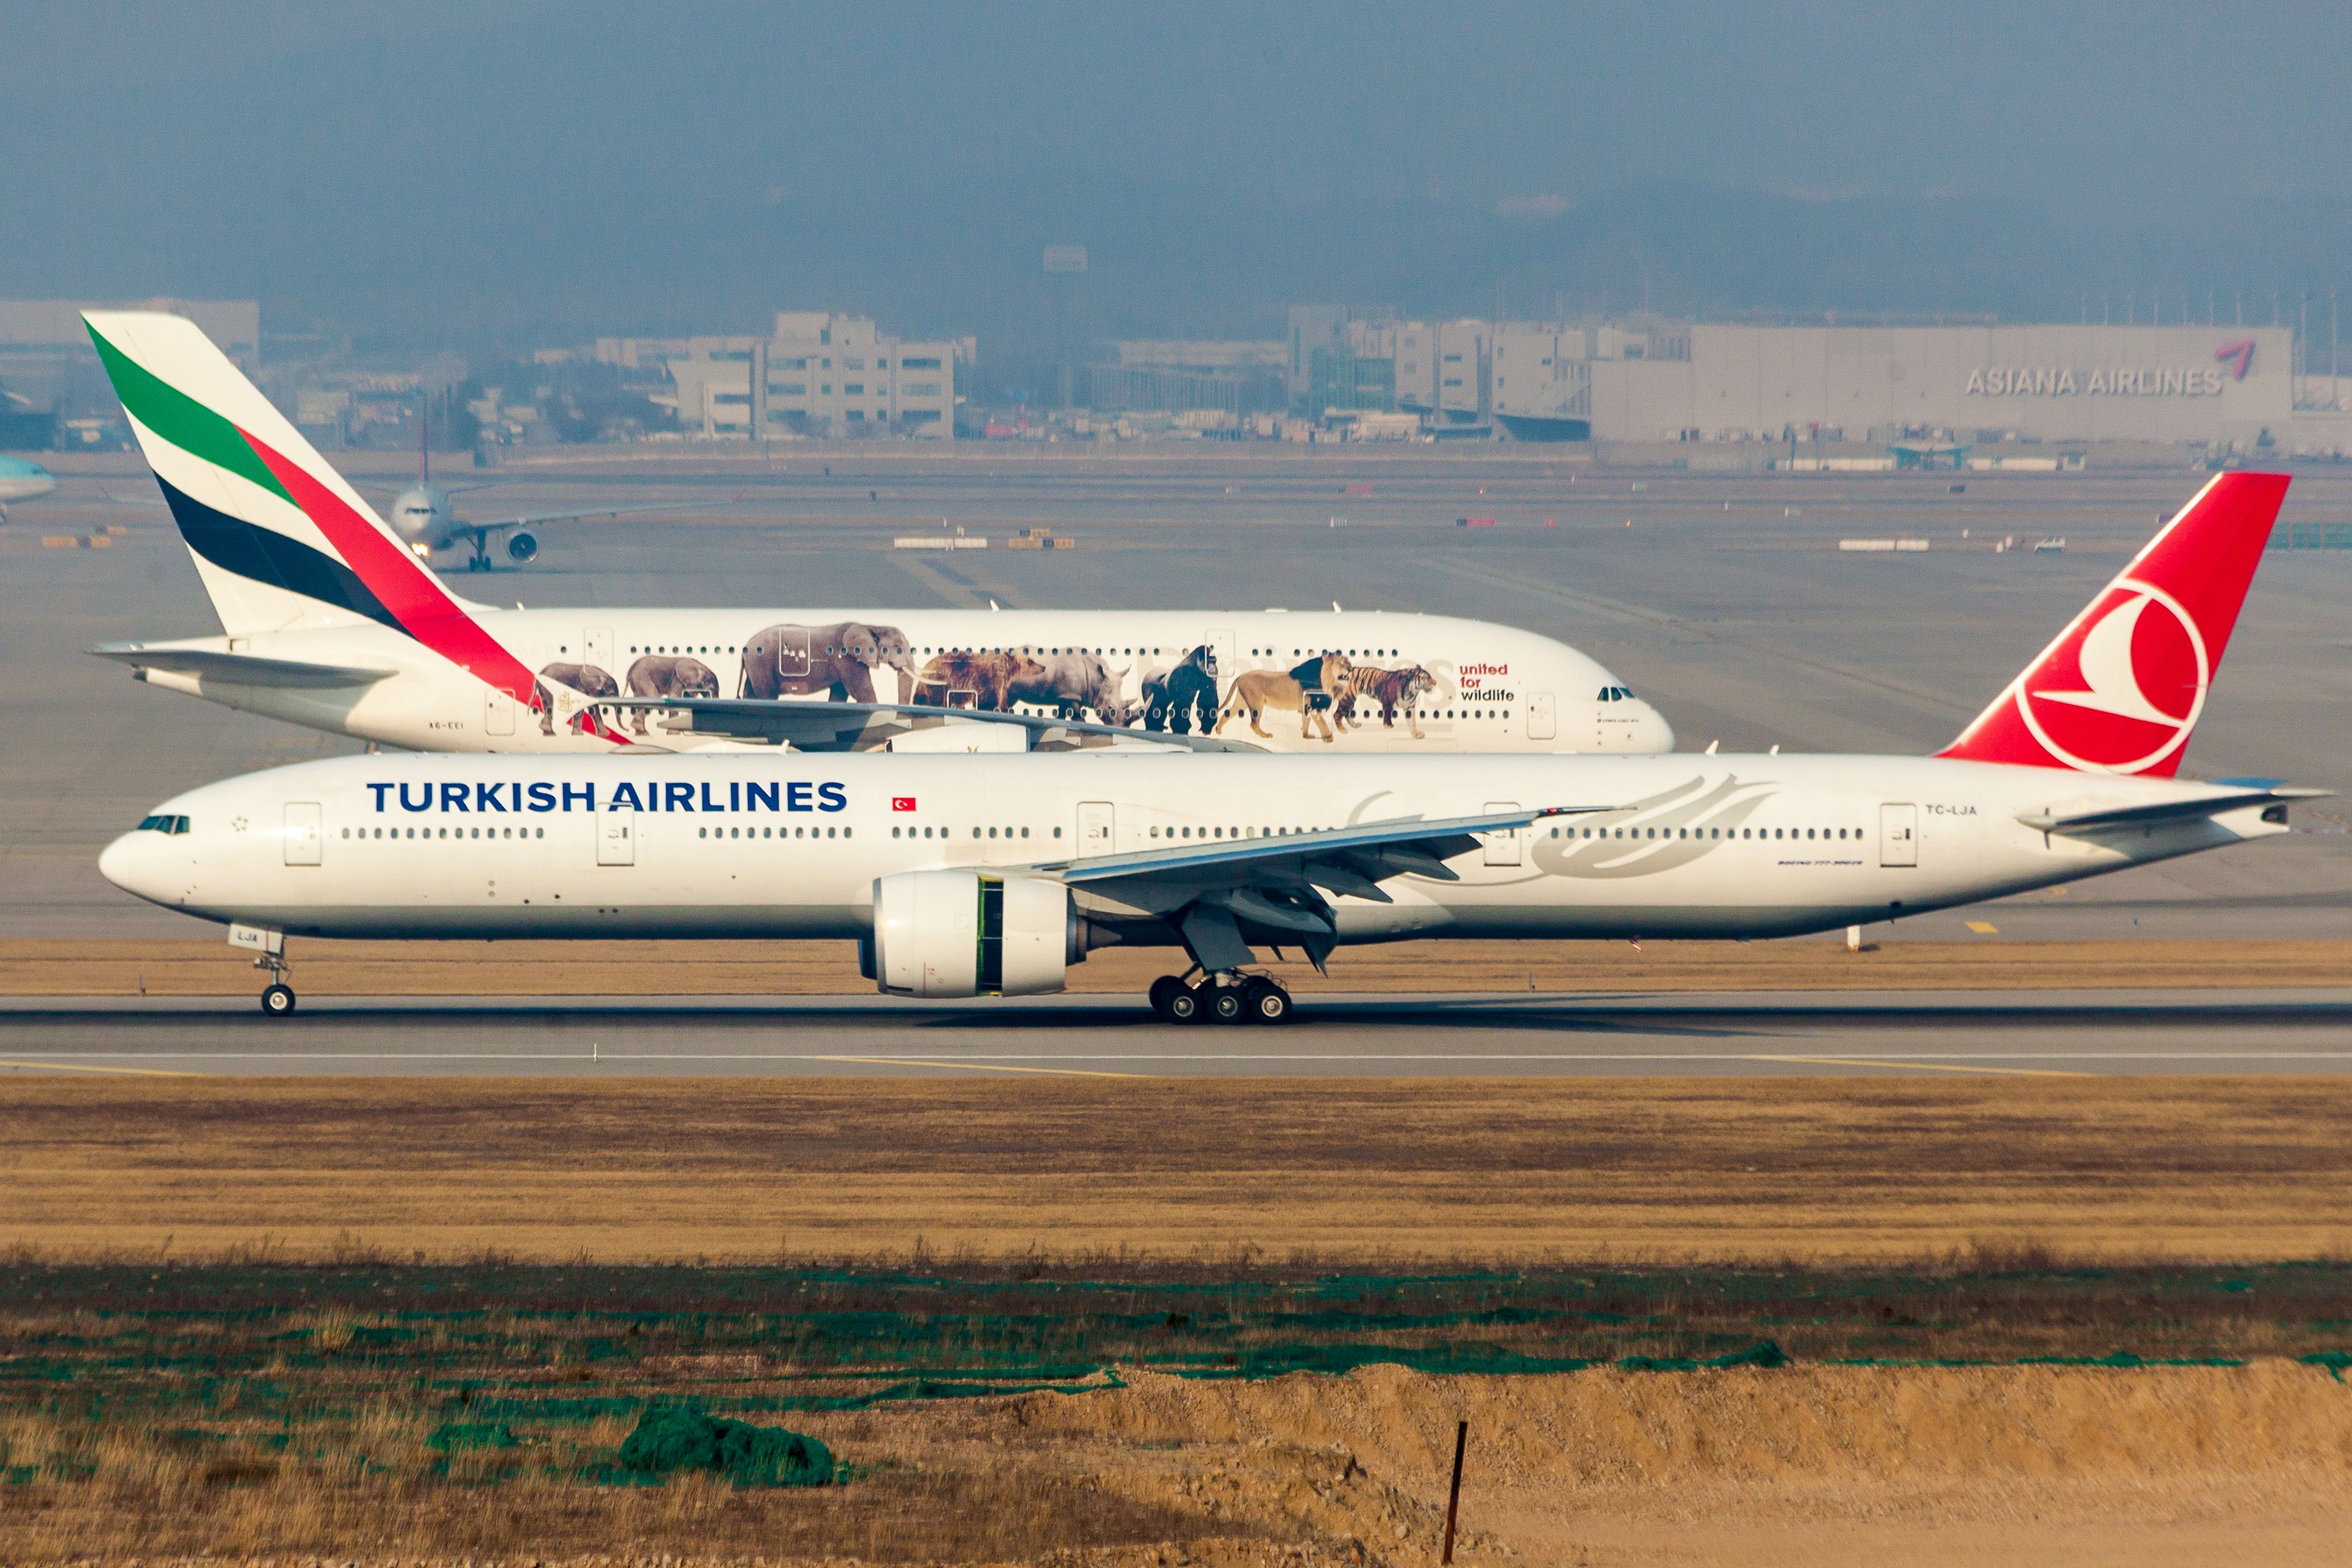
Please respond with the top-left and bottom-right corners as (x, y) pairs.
(85, 311), (531, 699)
(1936, 471), (2289, 776)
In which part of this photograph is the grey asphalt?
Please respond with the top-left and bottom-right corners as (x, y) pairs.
(5, 989), (2352, 1075)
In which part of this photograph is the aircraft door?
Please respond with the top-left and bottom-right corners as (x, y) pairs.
(1527, 692), (1556, 741)
(777, 628), (811, 679)
(598, 806), (636, 867)
(1482, 801), (1523, 867)
(1076, 801), (1116, 858)
(585, 627), (613, 676)
(1204, 627), (1236, 691)
(1880, 803), (1918, 868)
(485, 686), (517, 736)
(283, 802), (322, 867)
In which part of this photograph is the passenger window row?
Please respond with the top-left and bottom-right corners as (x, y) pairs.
(891, 825), (1064, 839)
(700, 825), (851, 839)
(345, 826), (544, 839)
(1150, 825), (1320, 839)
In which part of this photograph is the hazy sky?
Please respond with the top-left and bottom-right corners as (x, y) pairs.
(7, 1), (2348, 349)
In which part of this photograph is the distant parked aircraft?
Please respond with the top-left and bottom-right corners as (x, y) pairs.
(0, 456), (58, 522)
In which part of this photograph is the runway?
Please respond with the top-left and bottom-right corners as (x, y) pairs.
(7, 988), (2352, 1075)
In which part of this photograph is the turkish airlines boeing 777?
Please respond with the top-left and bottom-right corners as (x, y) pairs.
(84, 311), (1670, 758)
(101, 473), (2310, 1020)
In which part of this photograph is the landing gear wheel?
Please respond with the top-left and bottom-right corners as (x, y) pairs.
(1208, 986), (1247, 1025)
(1243, 978), (1293, 1025)
(1165, 985), (1206, 1024)
(260, 983), (297, 1017)
(1149, 975), (1185, 1021)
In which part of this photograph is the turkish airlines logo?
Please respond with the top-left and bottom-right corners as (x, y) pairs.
(892, 797), (917, 812)
(2215, 339), (2256, 380)
(2016, 578), (2208, 774)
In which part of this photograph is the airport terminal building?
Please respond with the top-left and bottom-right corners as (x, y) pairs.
(1586, 324), (2295, 447)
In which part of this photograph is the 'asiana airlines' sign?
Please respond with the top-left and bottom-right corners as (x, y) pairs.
(1965, 366), (2229, 398)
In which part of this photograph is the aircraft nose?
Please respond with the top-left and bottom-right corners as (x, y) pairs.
(98, 831), (146, 895)
(1633, 701), (1676, 753)
(99, 829), (178, 905)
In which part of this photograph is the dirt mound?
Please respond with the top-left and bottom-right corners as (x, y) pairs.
(1005, 1362), (2352, 1532)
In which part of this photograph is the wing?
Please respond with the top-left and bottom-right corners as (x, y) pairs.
(2017, 786), (2328, 836)
(455, 497), (732, 539)
(602, 696), (1267, 753)
(1034, 804), (1610, 972)
(89, 641), (396, 689)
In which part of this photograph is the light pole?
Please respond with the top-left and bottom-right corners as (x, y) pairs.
(1044, 245), (1087, 415)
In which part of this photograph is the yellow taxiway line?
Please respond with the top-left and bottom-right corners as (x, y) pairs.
(0, 1057), (196, 1077)
(803, 1054), (1143, 1079)
(1747, 1054), (2083, 1077)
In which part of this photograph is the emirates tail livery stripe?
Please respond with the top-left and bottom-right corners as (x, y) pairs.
(240, 434), (537, 699)
(85, 312), (636, 742)
(1937, 470), (2289, 777)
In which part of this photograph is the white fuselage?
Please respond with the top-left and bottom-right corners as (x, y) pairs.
(0, 459), (58, 505)
(118, 609), (1674, 756)
(100, 750), (2285, 948)
(386, 483), (455, 551)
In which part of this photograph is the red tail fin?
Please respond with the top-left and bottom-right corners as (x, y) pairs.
(1937, 471), (2290, 776)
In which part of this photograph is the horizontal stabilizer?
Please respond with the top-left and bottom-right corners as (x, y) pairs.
(2016, 786), (2329, 835)
(89, 641), (396, 690)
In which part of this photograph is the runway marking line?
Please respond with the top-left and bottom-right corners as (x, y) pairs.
(0, 1056), (195, 1078)
(1748, 1053), (2083, 1077)
(803, 1054), (1143, 1079)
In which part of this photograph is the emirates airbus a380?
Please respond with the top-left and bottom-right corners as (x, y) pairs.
(101, 471), (2314, 1020)
(82, 312), (1670, 759)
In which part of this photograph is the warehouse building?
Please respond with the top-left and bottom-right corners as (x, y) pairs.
(1586, 323), (2295, 447)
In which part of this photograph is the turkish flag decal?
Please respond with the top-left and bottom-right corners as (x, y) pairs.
(891, 797), (917, 812)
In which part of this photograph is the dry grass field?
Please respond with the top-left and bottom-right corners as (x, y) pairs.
(4, 935), (2350, 997)
(6, 1076), (2350, 1263)
(4, 1254), (2350, 1568)
(5, 1336), (2349, 1568)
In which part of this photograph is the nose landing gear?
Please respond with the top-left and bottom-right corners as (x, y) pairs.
(251, 941), (296, 1017)
(1149, 970), (1293, 1025)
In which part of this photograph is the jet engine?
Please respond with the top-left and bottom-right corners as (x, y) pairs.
(867, 868), (1080, 997)
(503, 529), (540, 565)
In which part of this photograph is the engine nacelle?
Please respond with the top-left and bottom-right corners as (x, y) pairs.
(503, 528), (540, 565)
(869, 868), (1076, 997)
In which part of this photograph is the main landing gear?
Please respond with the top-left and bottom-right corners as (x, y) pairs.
(1149, 971), (1293, 1025)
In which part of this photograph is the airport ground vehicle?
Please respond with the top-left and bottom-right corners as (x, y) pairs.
(100, 474), (2312, 1020)
(84, 311), (1671, 758)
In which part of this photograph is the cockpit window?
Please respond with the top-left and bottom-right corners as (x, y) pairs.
(1594, 686), (1634, 702)
(136, 814), (190, 835)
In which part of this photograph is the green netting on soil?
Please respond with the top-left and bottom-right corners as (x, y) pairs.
(2300, 1351), (2352, 1381)
(1613, 1341), (1787, 1372)
(426, 1421), (517, 1452)
(611, 1407), (831, 1488)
